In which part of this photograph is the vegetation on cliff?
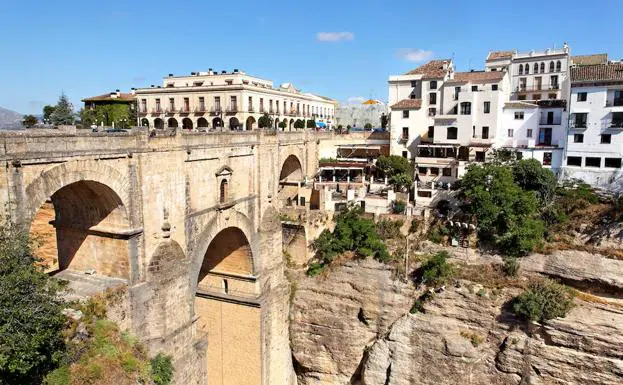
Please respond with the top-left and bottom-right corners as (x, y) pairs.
(512, 280), (575, 323)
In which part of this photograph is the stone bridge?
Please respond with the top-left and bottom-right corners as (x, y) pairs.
(0, 127), (322, 385)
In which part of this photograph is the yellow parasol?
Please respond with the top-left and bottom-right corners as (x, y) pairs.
(362, 99), (380, 105)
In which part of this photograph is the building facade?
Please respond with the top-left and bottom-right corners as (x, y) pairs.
(563, 58), (623, 188)
(135, 69), (337, 131)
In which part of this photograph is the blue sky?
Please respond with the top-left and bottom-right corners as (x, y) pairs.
(1, 0), (622, 114)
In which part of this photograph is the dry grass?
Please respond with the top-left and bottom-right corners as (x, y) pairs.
(573, 290), (623, 309)
(459, 330), (484, 347)
(454, 263), (527, 290)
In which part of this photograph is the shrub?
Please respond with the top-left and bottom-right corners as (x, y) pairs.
(393, 200), (406, 214)
(364, 123), (372, 129)
(150, 353), (174, 385)
(376, 218), (403, 240)
(408, 219), (420, 234)
(419, 251), (454, 285)
(503, 257), (520, 277)
(512, 280), (575, 323)
(278, 121), (287, 129)
(306, 119), (316, 129)
(306, 262), (326, 277)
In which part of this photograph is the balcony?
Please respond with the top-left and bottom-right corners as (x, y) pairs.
(609, 119), (623, 129)
(138, 108), (148, 116)
(398, 135), (409, 144)
(539, 117), (562, 125)
(165, 107), (176, 115)
(248, 106), (255, 113)
(226, 105), (238, 113)
(569, 120), (588, 130)
(210, 106), (222, 115)
(151, 108), (163, 114)
(605, 99), (623, 107)
(179, 106), (191, 114)
(515, 84), (559, 93)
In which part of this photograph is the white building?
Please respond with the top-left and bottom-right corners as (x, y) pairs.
(562, 57), (623, 189)
(135, 69), (337, 131)
(388, 60), (454, 158)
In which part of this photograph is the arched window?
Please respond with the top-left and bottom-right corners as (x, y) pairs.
(540, 62), (545, 73)
(556, 60), (561, 72)
(518, 64), (523, 75)
(220, 179), (228, 203)
(549, 61), (555, 72)
(525, 64), (529, 75)
(533, 63), (538, 73)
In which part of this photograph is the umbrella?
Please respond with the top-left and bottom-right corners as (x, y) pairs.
(362, 99), (380, 105)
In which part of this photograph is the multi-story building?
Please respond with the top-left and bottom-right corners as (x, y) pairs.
(135, 69), (337, 131)
(501, 45), (571, 171)
(563, 56), (623, 187)
(388, 59), (454, 158)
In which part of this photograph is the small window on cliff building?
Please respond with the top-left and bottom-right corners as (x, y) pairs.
(220, 179), (228, 203)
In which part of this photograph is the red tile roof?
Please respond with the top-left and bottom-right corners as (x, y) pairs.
(486, 51), (514, 61)
(444, 71), (506, 85)
(391, 99), (422, 109)
(571, 63), (623, 83)
(82, 92), (136, 102)
(404, 59), (451, 78)
(571, 54), (608, 66)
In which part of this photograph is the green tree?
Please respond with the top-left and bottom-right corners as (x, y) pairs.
(512, 280), (575, 323)
(79, 107), (98, 128)
(512, 159), (557, 204)
(294, 119), (305, 129)
(50, 93), (75, 125)
(389, 173), (413, 190)
(22, 114), (37, 128)
(460, 163), (543, 256)
(258, 114), (272, 129)
(278, 121), (287, 129)
(150, 353), (174, 385)
(419, 251), (455, 285)
(42, 105), (56, 124)
(376, 155), (413, 178)
(364, 123), (373, 129)
(0, 221), (67, 383)
(306, 119), (316, 129)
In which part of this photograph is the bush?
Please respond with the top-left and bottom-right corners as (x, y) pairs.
(408, 219), (420, 234)
(418, 251), (454, 285)
(512, 280), (575, 323)
(364, 123), (372, 129)
(150, 353), (174, 385)
(278, 121), (287, 129)
(376, 219), (404, 240)
(503, 257), (519, 277)
(294, 119), (305, 129)
(393, 200), (406, 214)
(306, 262), (326, 277)
(306, 119), (316, 129)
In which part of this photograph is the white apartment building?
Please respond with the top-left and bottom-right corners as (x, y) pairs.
(501, 46), (571, 172)
(388, 60), (454, 158)
(135, 69), (337, 131)
(562, 58), (623, 188)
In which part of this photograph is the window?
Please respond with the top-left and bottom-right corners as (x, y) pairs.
(574, 113), (588, 128)
(567, 156), (582, 166)
(475, 151), (486, 162)
(169, 98), (175, 111)
(573, 134), (584, 143)
(516, 151), (523, 160)
(527, 129), (533, 138)
(601, 134), (612, 144)
(183, 97), (189, 111)
(577, 92), (587, 102)
(401, 127), (409, 139)
(409, 94), (416, 99)
(411, 80), (418, 87)
(540, 62), (545, 73)
(428, 108), (436, 116)
(533, 63), (538, 73)
(427, 126), (434, 139)
(519, 64), (524, 75)
(605, 158), (622, 168)
(612, 112), (623, 127)
(471, 85), (478, 92)
(585, 157), (601, 167)
(484, 101), (490, 114)
(214, 96), (221, 110)
(532, 94), (541, 101)
(141, 99), (146, 112)
(556, 61), (562, 72)
(507, 129), (514, 137)
(230, 96), (237, 111)
(549, 61), (555, 72)
(402, 151), (408, 158)
(403, 110), (409, 118)
(472, 125), (476, 138)
(519, 78), (527, 90)
(492, 84), (498, 91)
(514, 112), (524, 120)
(199, 97), (205, 111)
(442, 168), (452, 177)
(447, 127), (458, 140)
(482, 126), (489, 139)
(525, 65), (529, 75)
(223, 279), (229, 294)
(430, 167), (439, 176)
(430, 81), (437, 90)
(418, 167), (427, 175)
(550, 75), (559, 89)
(460, 102), (471, 115)
(543, 152), (552, 166)
(518, 95), (527, 100)
(220, 179), (228, 203)
(429, 92), (437, 105)
(548, 93), (557, 99)
(535, 76), (543, 90)
(454, 86), (460, 100)
(418, 191), (432, 198)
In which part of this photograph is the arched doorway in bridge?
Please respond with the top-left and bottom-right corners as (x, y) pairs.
(167, 118), (178, 128)
(29, 181), (131, 280)
(289, 118), (294, 131)
(197, 117), (209, 130)
(229, 117), (240, 131)
(278, 155), (304, 207)
(182, 118), (193, 130)
(213, 117), (223, 129)
(246, 116), (256, 131)
(154, 118), (164, 129)
(140, 118), (149, 127)
(194, 227), (260, 385)
(274, 118), (280, 130)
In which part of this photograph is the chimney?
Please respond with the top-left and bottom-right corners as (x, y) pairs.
(233, 68), (239, 73)
(168, 73), (173, 77)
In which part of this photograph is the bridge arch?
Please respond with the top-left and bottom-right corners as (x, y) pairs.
(279, 154), (303, 182)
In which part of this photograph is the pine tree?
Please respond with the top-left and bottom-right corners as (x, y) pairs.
(50, 93), (75, 125)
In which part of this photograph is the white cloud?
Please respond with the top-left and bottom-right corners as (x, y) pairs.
(316, 32), (355, 42)
(396, 48), (433, 62)
(347, 96), (366, 104)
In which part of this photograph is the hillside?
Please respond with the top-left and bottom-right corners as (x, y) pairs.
(0, 106), (23, 129)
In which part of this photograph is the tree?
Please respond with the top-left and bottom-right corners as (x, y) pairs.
(512, 280), (575, 323)
(278, 121), (287, 129)
(294, 119), (305, 129)
(50, 93), (74, 125)
(22, 115), (37, 128)
(258, 114), (272, 129)
(364, 123), (373, 129)
(306, 119), (316, 129)
(512, 159), (557, 204)
(376, 155), (413, 178)
(0, 221), (67, 383)
(390, 173), (413, 190)
(42, 105), (56, 124)
(380, 113), (388, 129)
(418, 251), (455, 285)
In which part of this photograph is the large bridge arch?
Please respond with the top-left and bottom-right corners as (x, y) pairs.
(279, 154), (303, 182)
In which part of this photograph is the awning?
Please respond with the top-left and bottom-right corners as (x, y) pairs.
(316, 121), (327, 127)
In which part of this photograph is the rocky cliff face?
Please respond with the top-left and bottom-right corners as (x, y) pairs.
(290, 252), (623, 385)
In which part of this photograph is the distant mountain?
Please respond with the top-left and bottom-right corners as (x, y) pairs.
(0, 107), (23, 129)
